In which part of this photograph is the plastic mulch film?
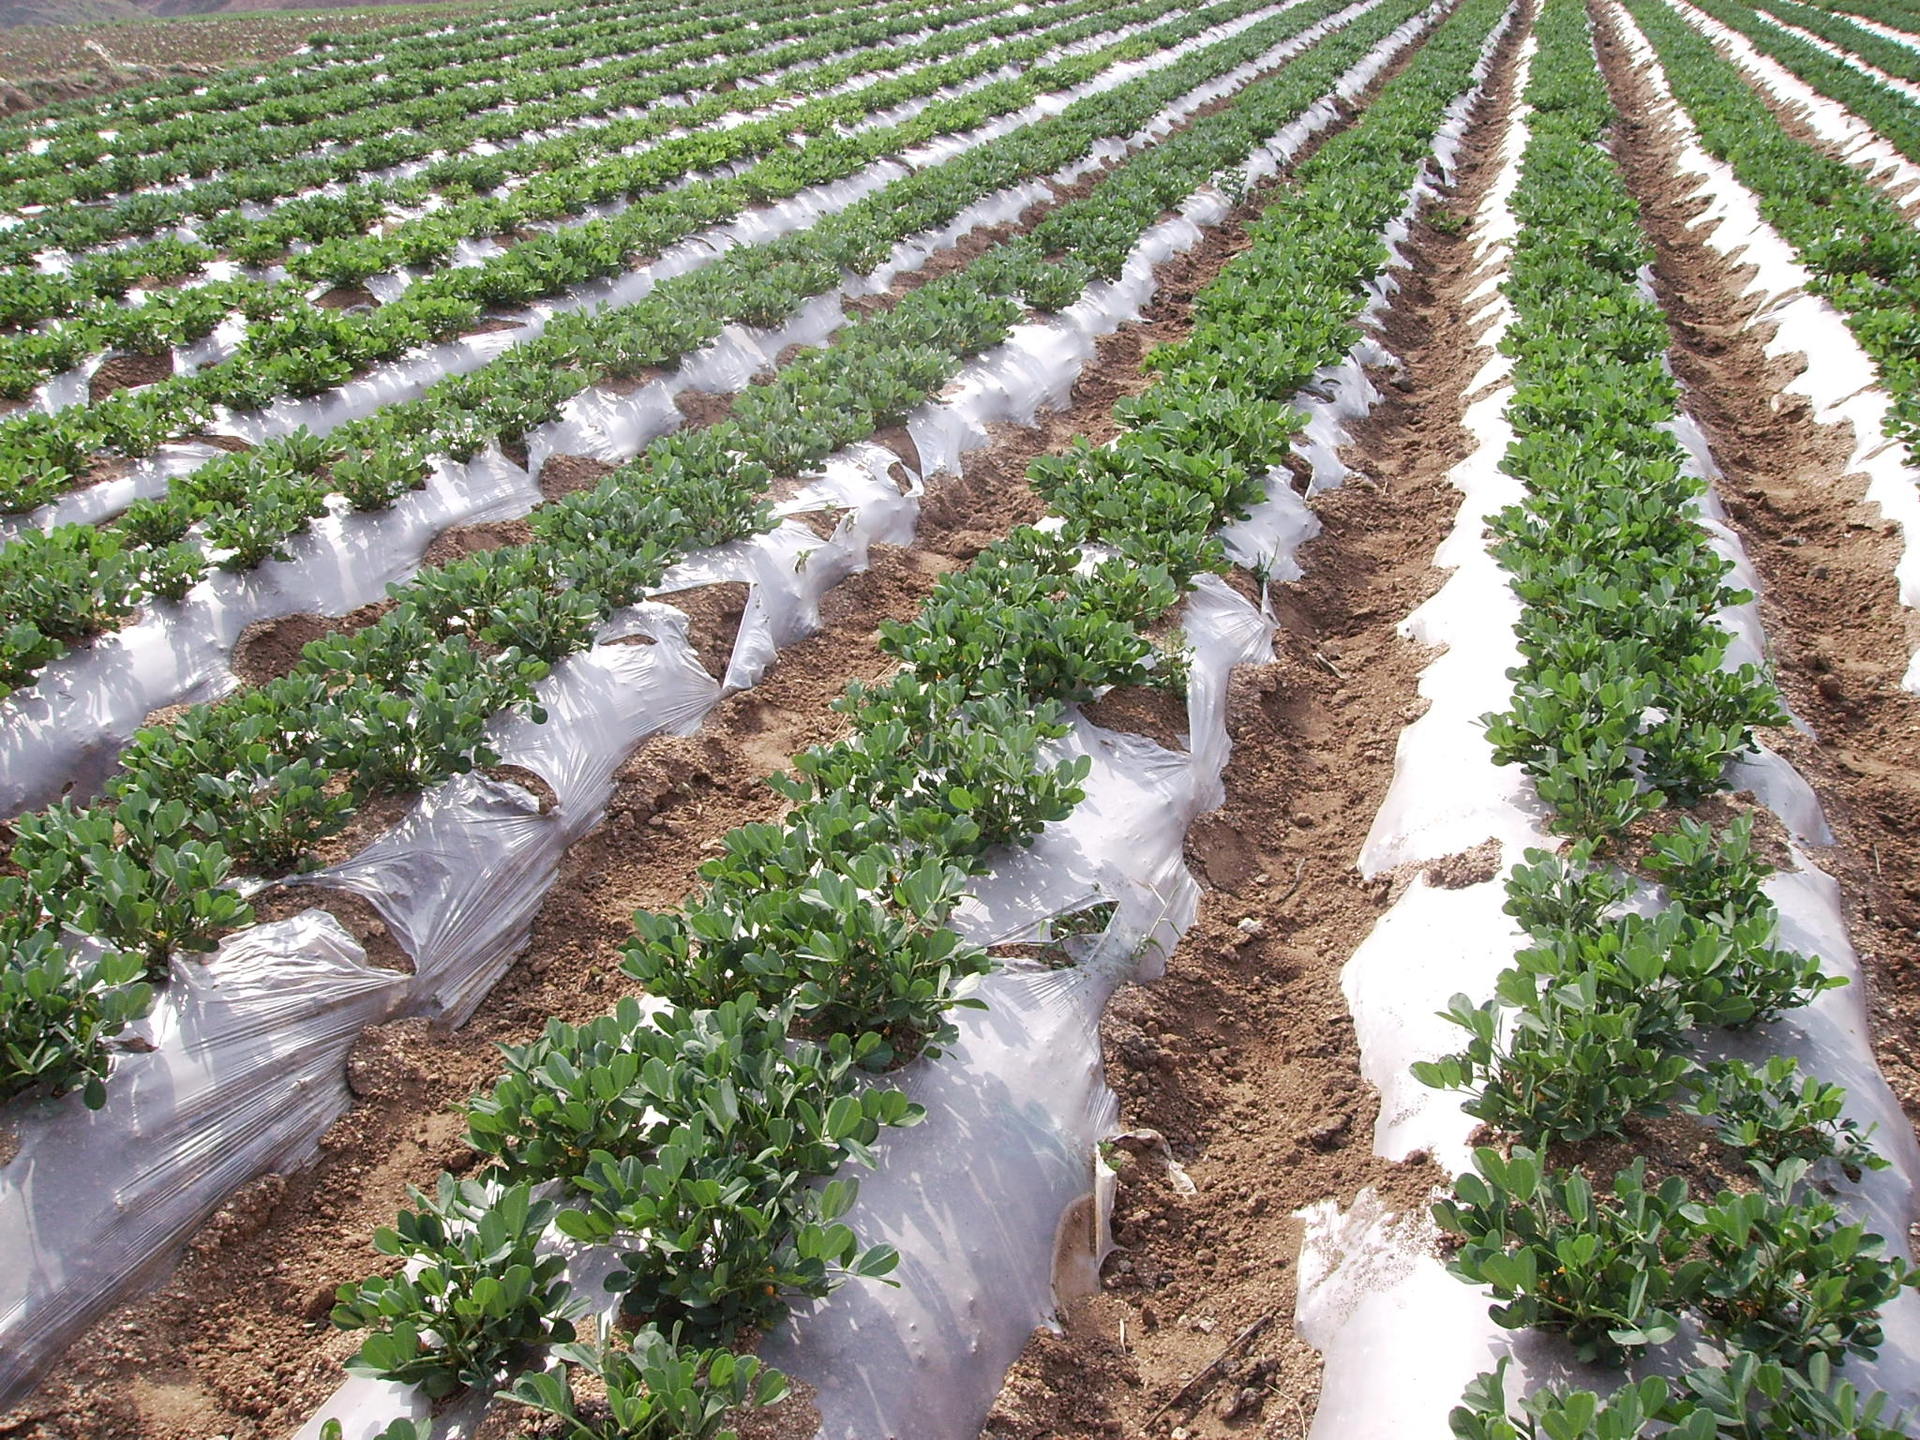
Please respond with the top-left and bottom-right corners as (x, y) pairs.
(0, 914), (409, 1405)
(1297, 22), (1920, 1429)
(0, 15), (1375, 1409)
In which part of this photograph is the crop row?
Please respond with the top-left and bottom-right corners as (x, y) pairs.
(0, 0), (1429, 1400)
(0, 0), (774, 164)
(0, 0), (811, 193)
(1814, 0), (1920, 37)
(0, 0), (1425, 1126)
(0, 0), (1129, 404)
(1625, 0), (1920, 446)
(1676, 0), (1920, 161)
(0, 0), (963, 273)
(1411, 2), (1916, 1434)
(0, 0), (1328, 712)
(306, 4), (1517, 1432)
(1747, 0), (1920, 82)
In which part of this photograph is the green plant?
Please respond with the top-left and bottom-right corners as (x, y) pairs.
(332, 1179), (577, 1399)
(500, 1327), (786, 1440)
(1433, 1148), (1703, 1364)
(1684, 1057), (1888, 1182)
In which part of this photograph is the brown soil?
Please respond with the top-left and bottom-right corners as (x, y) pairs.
(228, 602), (386, 685)
(663, 580), (749, 682)
(313, 285), (379, 311)
(416, 517), (533, 570)
(536, 451), (615, 503)
(672, 385), (738, 428)
(985, 12), (1534, 1434)
(1595, 0), (1920, 1130)
(246, 884), (409, 974)
(1082, 683), (1190, 753)
(88, 349), (174, 403)
(0, 5), (482, 107)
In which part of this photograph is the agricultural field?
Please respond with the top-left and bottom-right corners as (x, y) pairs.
(2, 0), (1920, 1435)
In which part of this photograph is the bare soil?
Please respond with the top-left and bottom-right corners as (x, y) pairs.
(1595, 0), (1920, 1131)
(87, 349), (173, 402)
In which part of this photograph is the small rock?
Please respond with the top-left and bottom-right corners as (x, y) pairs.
(1291, 812), (1315, 828)
(1307, 1112), (1353, 1151)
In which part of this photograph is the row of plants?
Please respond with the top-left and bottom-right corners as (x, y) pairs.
(0, 0), (1422, 1121)
(1405, 2), (1917, 1433)
(0, 0), (1295, 507)
(0, 0), (1022, 273)
(317, 5), (1520, 1429)
(1677, 0), (1920, 164)
(0, 0), (1119, 394)
(0, 0), (782, 178)
(1812, 0), (1920, 36)
(1739, 0), (1920, 83)
(0, 0), (1350, 704)
(1621, 0), (1920, 464)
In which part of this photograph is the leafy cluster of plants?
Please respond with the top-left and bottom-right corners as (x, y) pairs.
(1415, 4), (1918, 1434)
(321, 1), (1525, 1427)
(0, 0), (1362, 702)
(1621, 0), (1920, 466)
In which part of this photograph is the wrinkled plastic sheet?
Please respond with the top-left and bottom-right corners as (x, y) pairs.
(0, 915), (408, 1405)
(287, 13), (1462, 1434)
(1631, 0), (1920, 691)
(1300, 23), (1920, 1430)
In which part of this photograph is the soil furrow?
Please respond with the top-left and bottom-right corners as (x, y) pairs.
(981, 8), (1533, 1436)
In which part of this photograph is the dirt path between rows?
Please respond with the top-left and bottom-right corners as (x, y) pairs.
(0, 84), (1381, 1440)
(1593, 0), (1920, 1139)
(983, 9), (1533, 1436)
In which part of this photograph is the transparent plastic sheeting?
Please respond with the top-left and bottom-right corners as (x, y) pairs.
(0, 0), (1329, 822)
(3, 0), (1305, 515)
(289, 11), (1450, 1434)
(1298, 29), (1920, 1431)
(1627, 0), (1920, 692)
(0, 916), (409, 1404)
